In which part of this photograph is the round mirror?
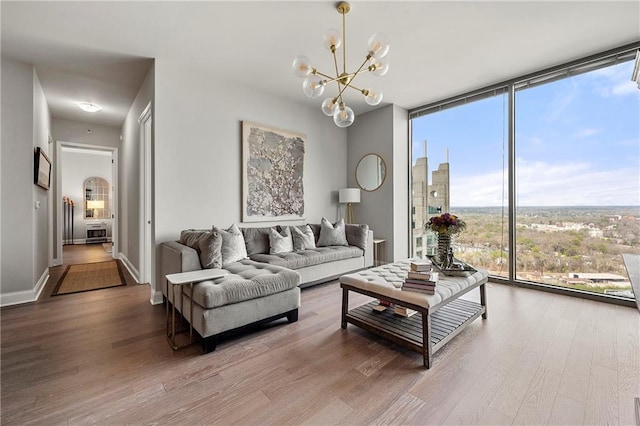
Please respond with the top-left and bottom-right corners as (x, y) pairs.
(356, 153), (387, 192)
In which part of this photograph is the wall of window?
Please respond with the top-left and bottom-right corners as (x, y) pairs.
(409, 43), (640, 303)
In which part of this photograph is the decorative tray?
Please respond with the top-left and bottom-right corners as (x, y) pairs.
(426, 255), (477, 277)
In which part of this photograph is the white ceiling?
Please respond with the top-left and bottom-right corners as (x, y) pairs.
(2, 1), (639, 129)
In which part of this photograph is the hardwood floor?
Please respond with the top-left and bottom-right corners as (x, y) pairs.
(1, 275), (638, 425)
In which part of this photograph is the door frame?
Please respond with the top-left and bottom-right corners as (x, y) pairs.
(138, 102), (153, 288)
(55, 141), (118, 265)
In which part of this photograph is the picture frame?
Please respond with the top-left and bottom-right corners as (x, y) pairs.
(34, 147), (52, 190)
(242, 121), (306, 222)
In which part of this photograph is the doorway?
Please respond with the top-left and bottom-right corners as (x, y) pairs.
(55, 142), (119, 267)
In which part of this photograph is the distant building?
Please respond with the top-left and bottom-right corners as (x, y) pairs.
(411, 149), (450, 258)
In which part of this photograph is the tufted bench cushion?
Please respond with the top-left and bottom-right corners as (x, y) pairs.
(249, 246), (363, 270)
(187, 259), (301, 309)
(340, 259), (489, 309)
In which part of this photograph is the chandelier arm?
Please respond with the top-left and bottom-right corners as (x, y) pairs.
(342, 8), (346, 75)
(332, 50), (340, 79)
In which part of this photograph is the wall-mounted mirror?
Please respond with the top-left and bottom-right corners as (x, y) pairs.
(84, 176), (110, 219)
(356, 153), (387, 192)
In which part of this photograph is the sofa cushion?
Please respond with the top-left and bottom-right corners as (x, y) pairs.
(291, 224), (316, 251)
(213, 224), (248, 266)
(269, 226), (293, 254)
(317, 217), (348, 247)
(179, 229), (222, 269)
(241, 226), (272, 256)
(188, 259), (301, 309)
(250, 245), (363, 270)
(345, 224), (369, 251)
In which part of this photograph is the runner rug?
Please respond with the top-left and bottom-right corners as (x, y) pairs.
(52, 260), (125, 296)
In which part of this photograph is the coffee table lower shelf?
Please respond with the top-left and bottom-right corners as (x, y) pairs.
(345, 299), (484, 363)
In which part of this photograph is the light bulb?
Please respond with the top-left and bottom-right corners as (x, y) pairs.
(323, 28), (342, 51)
(368, 32), (390, 58)
(292, 55), (313, 78)
(370, 59), (389, 76)
(302, 75), (325, 98)
(363, 87), (383, 106)
(321, 98), (338, 116)
(333, 104), (355, 127)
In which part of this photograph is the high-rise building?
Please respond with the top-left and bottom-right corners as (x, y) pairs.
(411, 150), (450, 258)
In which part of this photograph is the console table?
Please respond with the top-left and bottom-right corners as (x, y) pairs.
(165, 269), (228, 350)
(340, 260), (488, 368)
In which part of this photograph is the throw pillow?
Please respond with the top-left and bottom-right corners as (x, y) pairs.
(213, 224), (248, 266)
(317, 217), (349, 247)
(242, 226), (272, 255)
(179, 229), (223, 269)
(291, 225), (316, 251)
(345, 224), (369, 251)
(197, 231), (223, 269)
(269, 226), (294, 254)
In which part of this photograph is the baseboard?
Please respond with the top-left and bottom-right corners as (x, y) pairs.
(150, 290), (163, 305)
(0, 269), (49, 307)
(117, 252), (140, 283)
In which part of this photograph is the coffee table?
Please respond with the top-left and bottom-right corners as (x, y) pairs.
(340, 260), (488, 368)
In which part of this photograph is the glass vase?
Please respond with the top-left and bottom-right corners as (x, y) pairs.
(437, 232), (451, 268)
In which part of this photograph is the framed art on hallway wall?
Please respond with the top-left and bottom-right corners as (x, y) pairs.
(34, 147), (52, 190)
(241, 121), (305, 222)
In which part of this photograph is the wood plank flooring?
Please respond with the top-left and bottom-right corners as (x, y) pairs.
(1, 272), (638, 425)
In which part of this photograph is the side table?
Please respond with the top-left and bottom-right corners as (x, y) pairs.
(373, 238), (386, 266)
(165, 269), (228, 350)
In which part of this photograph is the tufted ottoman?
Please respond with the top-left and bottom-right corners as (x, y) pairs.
(340, 259), (488, 368)
(175, 259), (301, 352)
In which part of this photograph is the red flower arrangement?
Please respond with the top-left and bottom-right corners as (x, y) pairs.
(426, 213), (467, 235)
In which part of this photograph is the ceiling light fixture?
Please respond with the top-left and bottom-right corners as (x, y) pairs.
(292, 2), (389, 128)
(76, 102), (102, 113)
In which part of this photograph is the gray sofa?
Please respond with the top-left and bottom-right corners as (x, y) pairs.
(159, 223), (373, 352)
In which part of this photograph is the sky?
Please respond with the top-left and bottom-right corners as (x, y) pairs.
(411, 60), (640, 207)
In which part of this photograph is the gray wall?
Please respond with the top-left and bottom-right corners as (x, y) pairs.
(347, 104), (409, 263)
(1, 58), (51, 303)
(154, 60), (347, 272)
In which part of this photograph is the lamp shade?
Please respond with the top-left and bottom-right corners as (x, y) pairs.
(339, 188), (361, 204)
(87, 200), (104, 209)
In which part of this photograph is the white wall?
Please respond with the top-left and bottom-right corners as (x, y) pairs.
(154, 60), (347, 285)
(0, 58), (51, 305)
(347, 104), (409, 262)
(61, 150), (113, 242)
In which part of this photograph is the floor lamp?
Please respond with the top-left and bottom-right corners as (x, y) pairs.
(339, 188), (361, 224)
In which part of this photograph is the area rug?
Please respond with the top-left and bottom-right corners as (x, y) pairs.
(52, 260), (126, 296)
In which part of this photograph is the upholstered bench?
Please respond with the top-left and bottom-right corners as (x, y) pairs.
(340, 260), (488, 368)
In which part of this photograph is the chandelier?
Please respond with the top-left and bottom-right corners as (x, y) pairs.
(292, 2), (390, 128)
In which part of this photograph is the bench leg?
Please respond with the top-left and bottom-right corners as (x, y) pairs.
(341, 288), (349, 329)
(480, 283), (488, 319)
(422, 311), (432, 369)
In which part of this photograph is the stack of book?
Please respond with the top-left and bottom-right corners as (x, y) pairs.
(393, 305), (417, 317)
(410, 260), (431, 272)
(402, 267), (439, 295)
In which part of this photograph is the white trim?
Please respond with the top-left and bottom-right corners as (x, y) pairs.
(0, 269), (49, 307)
(150, 290), (163, 305)
(117, 252), (140, 283)
(138, 102), (153, 292)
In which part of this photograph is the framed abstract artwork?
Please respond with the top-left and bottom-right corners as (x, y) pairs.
(242, 121), (305, 222)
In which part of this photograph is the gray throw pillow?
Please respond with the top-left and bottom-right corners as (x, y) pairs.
(179, 229), (223, 269)
(291, 225), (316, 251)
(345, 224), (369, 251)
(213, 224), (248, 266)
(317, 217), (349, 247)
(242, 226), (272, 255)
(269, 226), (294, 254)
